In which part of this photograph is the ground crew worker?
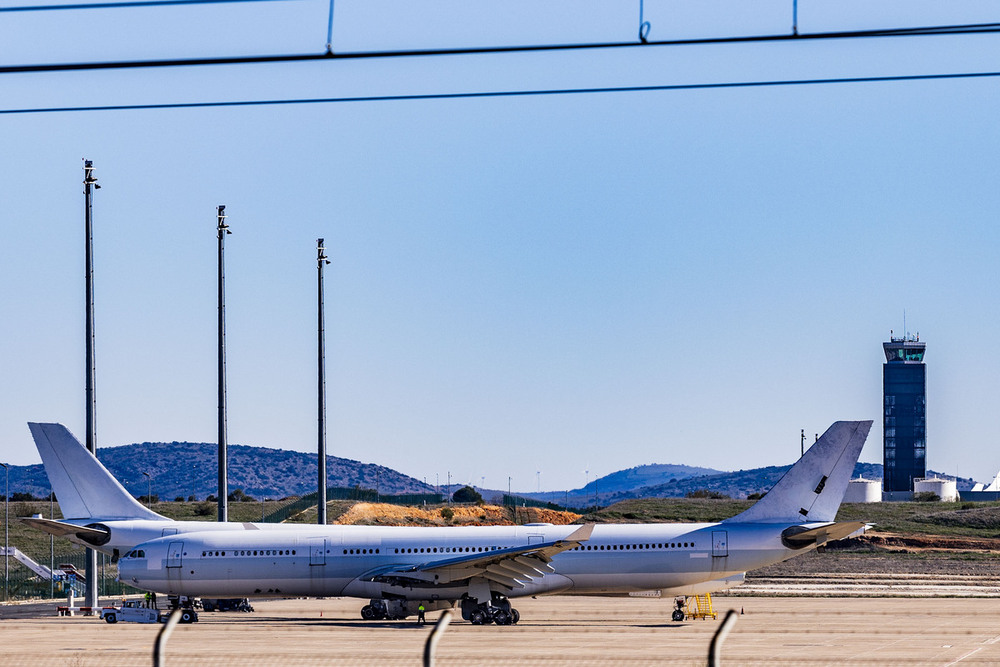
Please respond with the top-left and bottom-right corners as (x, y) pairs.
(417, 603), (426, 624)
(144, 592), (152, 608)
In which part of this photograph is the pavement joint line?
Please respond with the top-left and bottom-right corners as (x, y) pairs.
(942, 647), (984, 666)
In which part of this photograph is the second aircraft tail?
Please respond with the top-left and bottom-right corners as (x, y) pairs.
(28, 422), (167, 522)
(724, 420), (872, 524)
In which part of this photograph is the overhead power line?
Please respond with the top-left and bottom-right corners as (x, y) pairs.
(4, 69), (1000, 115)
(0, 0), (296, 11)
(3, 21), (1000, 75)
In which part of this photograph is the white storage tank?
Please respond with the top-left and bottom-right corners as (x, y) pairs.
(914, 478), (958, 502)
(843, 478), (882, 503)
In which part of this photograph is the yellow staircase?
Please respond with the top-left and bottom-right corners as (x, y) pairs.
(685, 593), (718, 620)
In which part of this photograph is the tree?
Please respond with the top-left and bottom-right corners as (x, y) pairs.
(452, 485), (483, 504)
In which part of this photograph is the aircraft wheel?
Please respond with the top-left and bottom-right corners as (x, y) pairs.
(511, 609), (520, 625)
(104, 613), (117, 624)
(469, 609), (487, 625)
(361, 605), (376, 620)
(180, 611), (195, 624)
(492, 609), (512, 626)
(671, 609), (685, 622)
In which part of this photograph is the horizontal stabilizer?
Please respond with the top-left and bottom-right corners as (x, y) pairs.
(19, 517), (111, 544)
(781, 521), (866, 549)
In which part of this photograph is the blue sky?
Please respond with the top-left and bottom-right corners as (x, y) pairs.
(2, 1), (1000, 493)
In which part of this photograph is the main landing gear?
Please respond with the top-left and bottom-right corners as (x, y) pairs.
(462, 596), (520, 626)
(360, 599), (406, 621)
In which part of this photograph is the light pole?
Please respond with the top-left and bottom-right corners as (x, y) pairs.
(536, 471), (540, 493)
(317, 238), (330, 525)
(142, 472), (151, 508)
(217, 205), (231, 523)
(1, 462), (8, 603)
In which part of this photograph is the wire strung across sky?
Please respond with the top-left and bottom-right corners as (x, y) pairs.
(0, 0), (296, 11)
(3, 21), (1000, 75)
(5, 69), (1000, 115)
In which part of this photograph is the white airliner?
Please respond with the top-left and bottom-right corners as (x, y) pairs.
(25, 420), (870, 624)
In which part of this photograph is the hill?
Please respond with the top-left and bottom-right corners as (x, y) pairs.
(528, 463), (724, 507)
(7, 441), (433, 501)
(595, 463), (976, 504)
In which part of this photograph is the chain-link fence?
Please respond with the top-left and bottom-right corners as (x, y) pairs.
(3, 548), (141, 601)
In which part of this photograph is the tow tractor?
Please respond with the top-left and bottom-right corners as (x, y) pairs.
(100, 600), (198, 624)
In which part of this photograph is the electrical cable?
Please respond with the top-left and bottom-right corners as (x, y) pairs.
(0, 0), (296, 11)
(4, 69), (1000, 115)
(3, 21), (1000, 74)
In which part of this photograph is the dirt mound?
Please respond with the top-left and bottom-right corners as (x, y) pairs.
(333, 503), (580, 527)
(825, 531), (1000, 553)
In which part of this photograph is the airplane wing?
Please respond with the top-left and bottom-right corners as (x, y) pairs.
(781, 521), (866, 549)
(363, 523), (594, 589)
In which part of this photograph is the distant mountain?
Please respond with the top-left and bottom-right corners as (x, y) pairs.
(7, 442), (433, 501)
(4, 441), (980, 507)
(528, 463), (723, 507)
(595, 463), (978, 505)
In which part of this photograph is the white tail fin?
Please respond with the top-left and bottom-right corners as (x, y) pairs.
(724, 421), (872, 524)
(28, 422), (167, 522)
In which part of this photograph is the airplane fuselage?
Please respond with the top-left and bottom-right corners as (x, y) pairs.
(119, 521), (815, 599)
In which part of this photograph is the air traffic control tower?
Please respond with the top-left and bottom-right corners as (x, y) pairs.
(882, 334), (927, 495)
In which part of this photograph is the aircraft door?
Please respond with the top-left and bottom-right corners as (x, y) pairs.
(309, 538), (326, 566)
(166, 541), (184, 568)
(711, 531), (728, 557)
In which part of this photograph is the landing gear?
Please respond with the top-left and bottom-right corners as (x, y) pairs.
(462, 595), (519, 627)
(492, 609), (514, 626)
(672, 596), (686, 622)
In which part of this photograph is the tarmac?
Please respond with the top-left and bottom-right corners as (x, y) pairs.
(4, 595), (1000, 666)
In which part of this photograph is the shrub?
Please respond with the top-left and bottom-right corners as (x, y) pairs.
(452, 486), (483, 504)
(686, 489), (730, 499)
(913, 491), (940, 502)
(440, 507), (454, 521)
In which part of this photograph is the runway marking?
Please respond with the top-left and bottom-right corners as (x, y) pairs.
(943, 647), (984, 666)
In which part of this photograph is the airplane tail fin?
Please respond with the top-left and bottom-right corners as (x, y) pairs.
(723, 420), (872, 524)
(28, 422), (167, 522)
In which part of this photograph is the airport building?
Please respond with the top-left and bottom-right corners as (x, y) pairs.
(882, 334), (927, 495)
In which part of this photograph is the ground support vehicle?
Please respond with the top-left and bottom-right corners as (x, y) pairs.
(100, 600), (198, 624)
